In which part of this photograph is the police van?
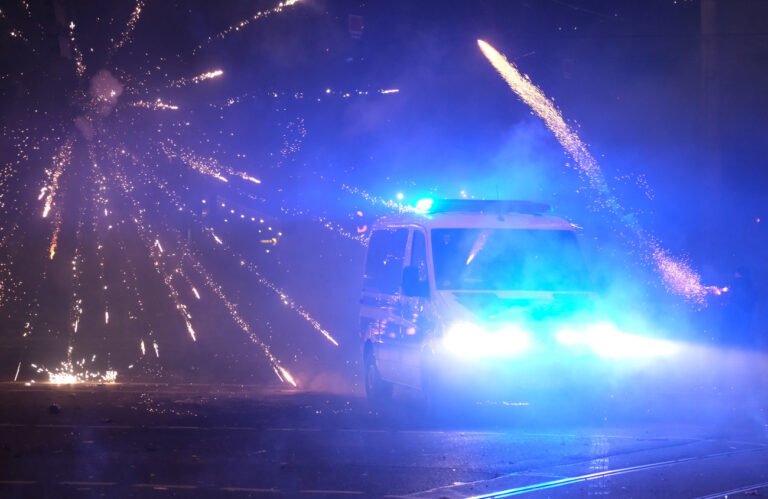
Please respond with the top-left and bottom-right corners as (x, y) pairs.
(359, 199), (678, 403)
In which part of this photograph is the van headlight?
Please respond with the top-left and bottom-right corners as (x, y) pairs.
(556, 322), (678, 358)
(443, 322), (532, 358)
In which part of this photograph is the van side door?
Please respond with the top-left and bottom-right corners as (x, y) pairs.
(359, 227), (408, 383)
(400, 228), (433, 389)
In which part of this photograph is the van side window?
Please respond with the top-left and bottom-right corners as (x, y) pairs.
(364, 228), (408, 294)
(411, 230), (428, 282)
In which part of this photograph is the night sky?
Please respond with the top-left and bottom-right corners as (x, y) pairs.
(0, 0), (766, 389)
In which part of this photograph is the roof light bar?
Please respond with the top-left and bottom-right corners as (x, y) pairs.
(414, 199), (551, 215)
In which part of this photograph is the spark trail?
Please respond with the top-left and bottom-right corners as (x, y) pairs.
(107, 160), (200, 344)
(191, 0), (301, 55)
(340, 184), (415, 214)
(477, 39), (724, 303)
(68, 21), (86, 77)
(159, 139), (261, 184)
(2, 0), (361, 386)
(41, 140), (72, 218)
(108, 148), (298, 384)
(110, 0), (144, 55)
(185, 254), (298, 387)
(168, 69), (223, 88)
(279, 206), (368, 246)
(131, 99), (179, 111)
(122, 146), (339, 346)
(43, 139), (73, 260)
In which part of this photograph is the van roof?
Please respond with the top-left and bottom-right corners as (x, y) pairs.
(372, 211), (574, 231)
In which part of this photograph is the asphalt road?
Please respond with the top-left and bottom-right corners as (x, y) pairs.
(1, 383), (767, 498)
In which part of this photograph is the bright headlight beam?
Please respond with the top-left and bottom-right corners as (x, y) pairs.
(495, 325), (533, 357)
(443, 322), (532, 358)
(556, 323), (678, 358)
(443, 322), (484, 356)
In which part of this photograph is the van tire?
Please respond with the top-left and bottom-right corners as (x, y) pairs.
(364, 354), (393, 403)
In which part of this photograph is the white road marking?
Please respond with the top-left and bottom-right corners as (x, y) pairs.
(134, 483), (198, 489)
(220, 487), (280, 493)
(464, 447), (768, 498)
(695, 480), (768, 499)
(300, 490), (365, 495)
(60, 481), (115, 486)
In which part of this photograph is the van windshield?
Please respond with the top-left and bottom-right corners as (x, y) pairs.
(431, 228), (591, 291)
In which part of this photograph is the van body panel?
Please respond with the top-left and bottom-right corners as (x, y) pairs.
(360, 208), (588, 394)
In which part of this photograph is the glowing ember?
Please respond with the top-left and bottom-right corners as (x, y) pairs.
(48, 228), (59, 260)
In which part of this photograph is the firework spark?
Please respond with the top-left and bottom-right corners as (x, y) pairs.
(45, 146), (68, 262)
(168, 69), (223, 88)
(110, 0), (144, 55)
(8, 27), (30, 44)
(341, 184), (416, 214)
(68, 21), (86, 77)
(31, 361), (118, 385)
(127, 149), (339, 347)
(48, 228), (59, 260)
(4, 0), (361, 388)
(41, 140), (72, 218)
(477, 39), (723, 303)
(191, 0), (301, 55)
(186, 254), (298, 384)
(652, 247), (727, 300)
(108, 148), (303, 386)
(277, 365), (297, 387)
(131, 99), (179, 111)
(160, 139), (261, 185)
(279, 206), (367, 245)
(102, 149), (203, 349)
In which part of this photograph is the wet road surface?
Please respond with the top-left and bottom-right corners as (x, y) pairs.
(0, 382), (767, 498)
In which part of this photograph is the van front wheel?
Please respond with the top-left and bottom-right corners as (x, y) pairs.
(364, 355), (393, 403)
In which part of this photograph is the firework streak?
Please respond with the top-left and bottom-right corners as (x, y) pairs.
(477, 40), (724, 303)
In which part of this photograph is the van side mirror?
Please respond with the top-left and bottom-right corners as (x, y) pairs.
(401, 266), (429, 297)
